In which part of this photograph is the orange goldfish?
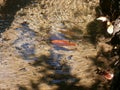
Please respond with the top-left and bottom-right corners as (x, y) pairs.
(51, 40), (76, 46)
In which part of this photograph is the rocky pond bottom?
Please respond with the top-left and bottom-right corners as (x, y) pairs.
(48, 24), (79, 84)
(0, 19), (113, 89)
(11, 22), (79, 84)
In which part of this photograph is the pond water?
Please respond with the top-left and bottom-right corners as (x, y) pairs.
(48, 24), (78, 84)
(13, 22), (37, 60)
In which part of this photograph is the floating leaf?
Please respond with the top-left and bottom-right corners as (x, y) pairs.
(95, 68), (113, 80)
(107, 24), (113, 34)
(103, 72), (114, 80)
(51, 40), (76, 46)
(96, 16), (108, 22)
(107, 21), (111, 26)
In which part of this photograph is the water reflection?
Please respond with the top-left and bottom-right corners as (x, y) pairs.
(48, 24), (77, 84)
(13, 22), (37, 60)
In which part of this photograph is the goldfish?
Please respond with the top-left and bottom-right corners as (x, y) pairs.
(51, 40), (76, 46)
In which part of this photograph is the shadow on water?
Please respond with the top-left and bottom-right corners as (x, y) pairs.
(87, 0), (120, 45)
(86, 1), (120, 89)
(86, 0), (120, 72)
(18, 55), (82, 90)
(90, 48), (113, 69)
(100, 0), (120, 21)
(0, 0), (32, 33)
(17, 54), (112, 90)
(87, 20), (108, 44)
(86, 6), (110, 44)
(80, 1), (120, 88)
(87, 46), (116, 90)
(14, 0), (120, 90)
